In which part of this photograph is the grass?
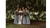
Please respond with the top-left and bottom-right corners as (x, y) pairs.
(6, 23), (37, 28)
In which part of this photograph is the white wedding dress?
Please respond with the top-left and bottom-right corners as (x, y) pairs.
(18, 11), (22, 24)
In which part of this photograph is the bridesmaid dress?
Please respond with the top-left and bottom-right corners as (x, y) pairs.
(14, 11), (19, 24)
(26, 11), (30, 24)
(22, 10), (27, 24)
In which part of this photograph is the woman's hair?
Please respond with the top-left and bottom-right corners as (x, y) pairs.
(25, 8), (29, 11)
(19, 8), (21, 11)
(16, 8), (19, 11)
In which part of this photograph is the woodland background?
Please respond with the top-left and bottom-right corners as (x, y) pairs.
(6, 0), (46, 23)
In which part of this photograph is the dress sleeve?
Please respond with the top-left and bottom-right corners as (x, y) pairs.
(27, 11), (30, 16)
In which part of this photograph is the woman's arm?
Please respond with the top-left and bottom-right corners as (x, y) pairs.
(27, 11), (30, 16)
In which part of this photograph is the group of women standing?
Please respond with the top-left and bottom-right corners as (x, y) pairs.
(14, 7), (30, 24)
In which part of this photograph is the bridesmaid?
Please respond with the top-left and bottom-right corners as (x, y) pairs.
(25, 8), (30, 24)
(22, 7), (26, 24)
(14, 8), (19, 24)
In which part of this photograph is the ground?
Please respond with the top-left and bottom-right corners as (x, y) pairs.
(6, 19), (46, 28)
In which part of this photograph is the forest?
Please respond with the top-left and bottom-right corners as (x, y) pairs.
(6, 0), (46, 23)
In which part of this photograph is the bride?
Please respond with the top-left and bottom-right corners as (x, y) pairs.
(18, 8), (23, 24)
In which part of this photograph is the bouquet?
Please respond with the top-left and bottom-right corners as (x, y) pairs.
(19, 12), (23, 15)
(25, 12), (29, 15)
(16, 12), (18, 15)
(22, 12), (26, 16)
